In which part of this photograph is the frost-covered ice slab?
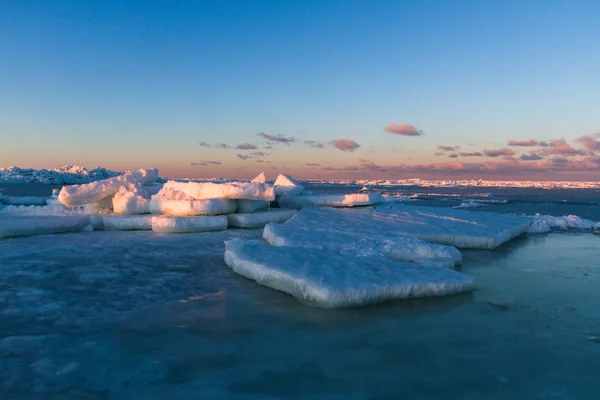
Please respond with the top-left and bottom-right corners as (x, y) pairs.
(161, 180), (275, 201)
(149, 198), (237, 216)
(278, 192), (384, 209)
(103, 215), (153, 231)
(227, 209), (297, 228)
(274, 174), (304, 197)
(263, 223), (462, 268)
(0, 216), (90, 238)
(236, 199), (268, 213)
(58, 168), (159, 207)
(151, 215), (228, 233)
(283, 205), (532, 249)
(0, 195), (49, 206)
(112, 185), (151, 215)
(224, 239), (474, 308)
(528, 214), (600, 233)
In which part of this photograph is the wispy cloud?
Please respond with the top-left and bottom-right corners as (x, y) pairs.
(484, 148), (515, 157)
(249, 151), (268, 157)
(255, 159), (265, 163)
(508, 139), (548, 147)
(330, 139), (360, 152)
(437, 145), (460, 152)
(236, 143), (258, 150)
(257, 133), (297, 144)
(459, 152), (483, 157)
(198, 141), (211, 148)
(386, 123), (423, 136)
(520, 153), (543, 161)
(304, 163), (321, 167)
(190, 161), (222, 166)
(448, 154), (458, 158)
(541, 139), (582, 155)
(236, 154), (252, 160)
(215, 143), (231, 149)
(304, 140), (325, 149)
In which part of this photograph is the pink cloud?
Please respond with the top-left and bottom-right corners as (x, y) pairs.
(520, 153), (543, 161)
(304, 163), (321, 167)
(236, 154), (252, 160)
(330, 139), (360, 152)
(541, 139), (582, 155)
(483, 148), (515, 157)
(448, 154), (458, 158)
(459, 152), (483, 157)
(236, 143), (258, 150)
(507, 139), (548, 147)
(576, 135), (600, 151)
(190, 161), (221, 166)
(257, 133), (296, 144)
(386, 123), (423, 136)
(437, 145), (460, 152)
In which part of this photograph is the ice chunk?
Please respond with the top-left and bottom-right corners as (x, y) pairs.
(161, 180), (274, 201)
(103, 215), (153, 231)
(227, 209), (297, 228)
(236, 199), (268, 213)
(112, 185), (151, 215)
(58, 168), (159, 206)
(263, 223), (462, 268)
(282, 205), (532, 249)
(224, 239), (474, 308)
(0, 216), (90, 238)
(251, 171), (266, 183)
(273, 174), (304, 196)
(151, 215), (227, 233)
(149, 198), (237, 216)
(529, 214), (600, 232)
(278, 192), (384, 209)
(0, 195), (49, 206)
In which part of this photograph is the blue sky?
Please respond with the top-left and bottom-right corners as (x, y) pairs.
(1, 0), (600, 180)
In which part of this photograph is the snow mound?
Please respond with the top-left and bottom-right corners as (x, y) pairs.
(58, 168), (159, 207)
(0, 165), (123, 184)
(0, 216), (91, 238)
(227, 209), (297, 228)
(0, 195), (49, 206)
(263, 223), (462, 268)
(161, 180), (275, 201)
(283, 205), (532, 249)
(251, 171), (266, 183)
(274, 174), (304, 197)
(103, 215), (153, 231)
(236, 199), (268, 213)
(149, 192), (237, 216)
(278, 192), (384, 209)
(112, 185), (152, 215)
(528, 214), (600, 233)
(151, 215), (228, 233)
(224, 239), (474, 308)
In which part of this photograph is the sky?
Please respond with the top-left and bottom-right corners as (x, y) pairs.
(1, 0), (600, 181)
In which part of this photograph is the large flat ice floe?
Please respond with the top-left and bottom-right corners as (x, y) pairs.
(58, 168), (159, 207)
(277, 192), (384, 209)
(224, 239), (474, 308)
(0, 195), (49, 206)
(0, 216), (90, 238)
(227, 209), (297, 228)
(263, 222), (462, 268)
(103, 215), (153, 231)
(151, 215), (228, 233)
(281, 205), (532, 249)
(161, 180), (275, 201)
(149, 198), (237, 216)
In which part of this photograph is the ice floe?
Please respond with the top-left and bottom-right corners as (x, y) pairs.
(112, 185), (152, 215)
(149, 197), (237, 216)
(273, 174), (304, 197)
(58, 169), (159, 207)
(227, 209), (297, 228)
(103, 215), (153, 231)
(527, 214), (600, 233)
(0, 195), (49, 206)
(160, 180), (275, 201)
(224, 239), (474, 308)
(278, 192), (383, 209)
(151, 215), (228, 233)
(0, 216), (90, 238)
(236, 199), (268, 213)
(263, 222), (462, 268)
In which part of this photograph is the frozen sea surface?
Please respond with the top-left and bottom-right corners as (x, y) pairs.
(1, 229), (600, 399)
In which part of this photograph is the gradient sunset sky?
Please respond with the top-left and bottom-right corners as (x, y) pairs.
(2, 0), (600, 180)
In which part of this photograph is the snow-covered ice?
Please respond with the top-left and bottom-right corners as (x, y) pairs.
(273, 174), (304, 197)
(112, 185), (152, 215)
(527, 214), (600, 233)
(151, 215), (228, 233)
(0, 216), (90, 238)
(251, 171), (266, 183)
(263, 223), (462, 268)
(236, 199), (268, 213)
(227, 209), (297, 228)
(0, 195), (49, 206)
(281, 205), (532, 249)
(278, 192), (384, 209)
(103, 215), (153, 231)
(224, 239), (474, 308)
(58, 168), (159, 207)
(149, 198), (237, 216)
(160, 180), (275, 201)
(0, 165), (123, 184)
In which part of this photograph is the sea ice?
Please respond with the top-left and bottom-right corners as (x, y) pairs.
(223, 239), (474, 308)
(236, 199), (268, 213)
(528, 214), (600, 233)
(58, 168), (159, 207)
(273, 174), (304, 196)
(103, 215), (153, 231)
(0, 216), (90, 238)
(277, 192), (384, 209)
(0, 195), (49, 206)
(263, 223), (462, 268)
(112, 185), (151, 215)
(251, 171), (266, 183)
(149, 198), (237, 216)
(151, 215), (228, 233)
(281, 205), (532, 249)
(160, 180), (274, 201)
(227, 209), (297, 228)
